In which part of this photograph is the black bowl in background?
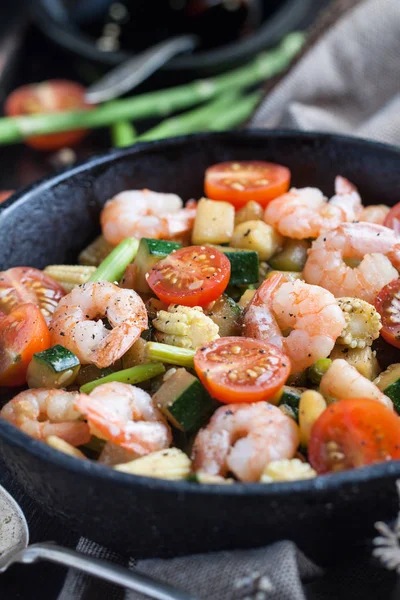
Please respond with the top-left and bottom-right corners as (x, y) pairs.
(31, 0), (313, 82)
(1, 131), (400, 563)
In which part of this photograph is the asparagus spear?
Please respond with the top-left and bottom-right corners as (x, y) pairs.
(0, 33), (304, 144)
(112, 121), (137, 147)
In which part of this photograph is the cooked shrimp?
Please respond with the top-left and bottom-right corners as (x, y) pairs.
(192, 402), (299, 482)
(243, 275), (346, 373)
(320, 359), (393, 410)
(49, 281), (147, 368)
(359, 205), (390, 225)
(0, 389), (90, 446)
(263, 176), (362, 239)
(75, 382), (172, 454)
(303, 222), (400, 303)
(100, 189), (197, 245)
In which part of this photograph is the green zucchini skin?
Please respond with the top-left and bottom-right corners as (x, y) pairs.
(133, 238), (182, 293)
(211, 245), (259, 285)
(278, 386), (303, 421)
(27, 345), (80, 389)
(383, 380), (400, 414)
(205, 294), (242, 337)
(153, 368), (216, 432)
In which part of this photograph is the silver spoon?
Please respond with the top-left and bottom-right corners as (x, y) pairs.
(0, 484), (196, 600)
(84, 34), (199, 104)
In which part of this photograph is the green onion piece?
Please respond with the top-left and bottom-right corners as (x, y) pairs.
(88, 237), (139, 283)
(112, 121), (137, 147)
(80, 362), (165, 394)
(146, 342), (195, 368)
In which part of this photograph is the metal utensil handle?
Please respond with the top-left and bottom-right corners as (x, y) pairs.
(85, 34), (198, 103)
(16, 542), (197, 600)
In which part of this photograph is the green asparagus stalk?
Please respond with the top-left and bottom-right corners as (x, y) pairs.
(140, 90), (241, 141)
(146, 342), (195, 368)
(0, 33), (304, 144)
(209, 90), (262, 131)
(88, 237), (139, 283)
(80, 362), (165, 393)
(112, 121), (137, 147)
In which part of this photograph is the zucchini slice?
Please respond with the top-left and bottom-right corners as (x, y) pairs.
(375, 364), (400, 413)
(27, 345), (80, 389)
(211, 245), (259, 285)
(152, 368), (215, 432)
(205, 294), (242, 337)
(131, 238), (182, 293)
(277, 386), (304, 421)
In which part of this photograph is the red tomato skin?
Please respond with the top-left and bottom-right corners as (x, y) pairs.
(0, 303), (51, 387)
(147, 246), (231, 307)
(205, 161), (291, 209)
(0, 267), (65, 320)
(5, 80), (90, 151)
(194, 336), (291, 404)
(309, 398), (400, 475)
(384, 202), (400, 235)
(374, 279), (400, 349)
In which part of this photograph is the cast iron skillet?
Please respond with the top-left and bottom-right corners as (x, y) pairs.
(1, 131), (400, 564)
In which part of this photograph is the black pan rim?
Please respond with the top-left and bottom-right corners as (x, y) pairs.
(1, 128), (400, 497)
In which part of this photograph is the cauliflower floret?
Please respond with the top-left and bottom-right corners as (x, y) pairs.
(260, 458), (316, 483)
(336, 297), (382, 349)
(152, 304), (219, 350)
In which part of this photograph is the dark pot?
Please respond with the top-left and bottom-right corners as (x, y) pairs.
(1, 131), (400, 563)
(31, 0), (313, 82)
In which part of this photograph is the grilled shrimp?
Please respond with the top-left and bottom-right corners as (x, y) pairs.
(75, 382), (172, 454)
(49, 281), (148, 368)
(303, 222), (400, 303)
(100, 189), (197, 245)
(192, 402), (299, 482)
(0, 389), (90, 446)
(263, 176), (362, 239)
(360, 205), (390, 225)
(243, 275), (346, 373)
(320, 359), (393, 410)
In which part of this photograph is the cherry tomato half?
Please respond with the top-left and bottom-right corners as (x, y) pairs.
(5, 80), (90, 150)
(309, 398), (400, 474)
(374, 279), (400, 349)
(147, 245), (230, 307)
(194, 337), (291, 403)
(204, 161), (291, 208)
(0, 303), (51, 386)
(384, 202), (400, 235)
(0, 267), (65, 321)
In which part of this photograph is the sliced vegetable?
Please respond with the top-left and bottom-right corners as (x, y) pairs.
(146, 342), (195, 368)
(121, 337), (148, 369)
(74, 364), (114, 388)
(374, 279), (400, 349)
(204, 161), (291, 208)
(78, 235), (114, 267)
(43, 264), (96, 292)
(336, 297), (381, 349)
(191, 198), (235, 245)
(230, 220), (283, 261)
(268, 239), (310, 272)
(0, 267), (65, 320)
(152, 305), (219, 350)
(27, 344), (80, 389)
(330, 345), (380, 381)
(211, 245), (259, 285)
(266, 270), (303, 283)
(80, 362), (165, 393)
(194, 337), (291, 404)
(147, 245), (230, 307)
(309, 398), (400, 474)
(0, 303), (51, 386)
(128, 238), (182, 294)
(234, 200), (263, 225)
(375, 363), (400, 413)
(46, 435), (87, 460)
(298, 390), (327, 446)
(205, 294), (242, 337)
(5, 80), (89, 150)
(384, 202), (400, 234)
(307, 358), (332, 386)
(115, 448), (191, 480)
(88, 237), (140, 283)
(238, 288), (257, 309)
(277, 386), (303, 420)
(152, 368), (215, 432)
